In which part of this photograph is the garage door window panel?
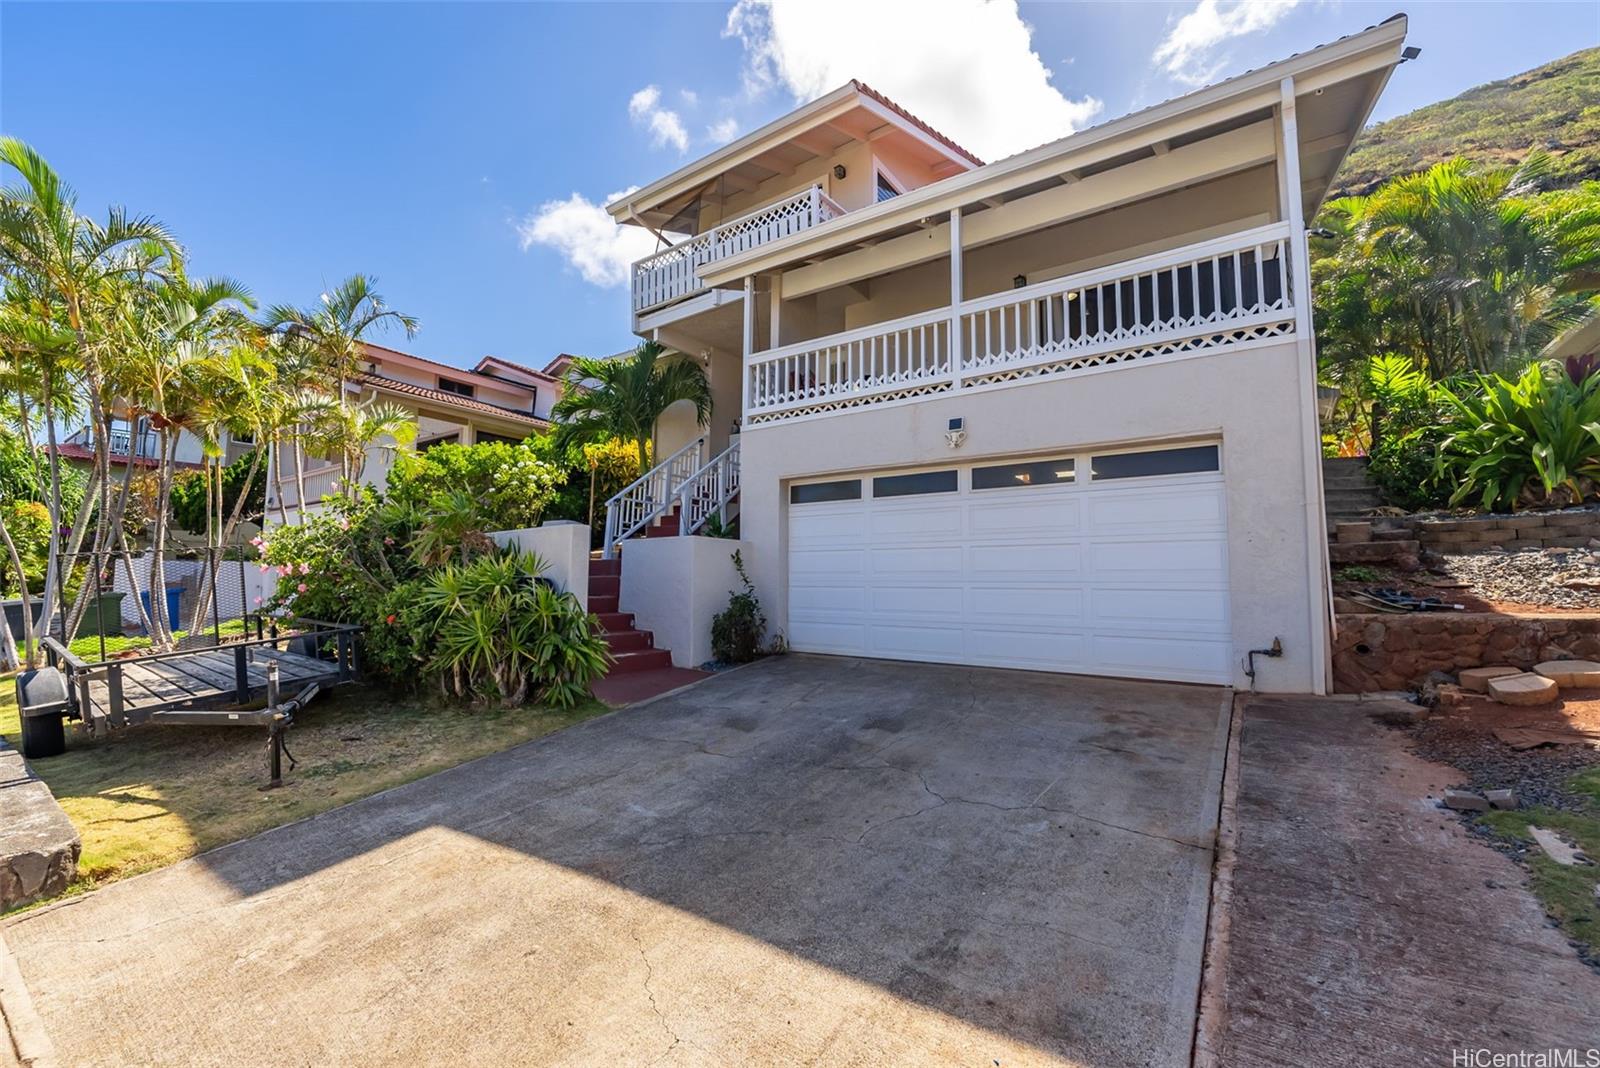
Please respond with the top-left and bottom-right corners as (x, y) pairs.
(872, 470), (958, 497)
(972, 458), (1075, 490)
(791, 479), (862, 504)
(1091, 445), (1220, 481)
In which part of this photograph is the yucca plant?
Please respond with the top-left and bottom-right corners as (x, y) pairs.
(1434, 361), (1600, 510)
(418, 549), (610, 708)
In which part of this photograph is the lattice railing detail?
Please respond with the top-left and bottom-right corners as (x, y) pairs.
(744, 223), (1297, 424)
(632, 187), (844, 314)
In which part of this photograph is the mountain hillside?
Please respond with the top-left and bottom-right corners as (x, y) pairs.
(1334, 46), (1600, 196)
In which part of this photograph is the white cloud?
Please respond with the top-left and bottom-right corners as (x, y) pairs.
(679, 88), (699, 107)
(628, 85), (690, 152)
(516, 187), (662, 288)
(723, 0), (1101, 162)
(1153, 0), (1302, 87)
(707, 117), (740, 144)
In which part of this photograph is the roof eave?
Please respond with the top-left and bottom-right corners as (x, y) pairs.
(605, 81), (979, 225)
(699, 15), (1408, 287)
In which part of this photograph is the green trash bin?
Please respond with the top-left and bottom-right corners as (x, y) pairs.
(84, 590), (127, 637)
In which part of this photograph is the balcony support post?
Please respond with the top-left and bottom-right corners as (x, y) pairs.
(741, 275), (756, 424)
(949, 207), (964, 390)
(1277, 75), (1330, 695)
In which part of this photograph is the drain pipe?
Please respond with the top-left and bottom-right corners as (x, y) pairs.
(1243, 638), (1284, 693)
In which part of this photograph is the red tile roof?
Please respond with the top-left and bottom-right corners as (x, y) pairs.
(49, 443), (203, 470)
(852, 80), (985, 168)
(357, 373), (551, 428)
(472, 354), (560, 383)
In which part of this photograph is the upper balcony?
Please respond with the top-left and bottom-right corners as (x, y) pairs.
(63, 421), (161, 461)
(741, 223), (1299, 426)
(609, 81), (983, 331)
(632, 186), (845, 315)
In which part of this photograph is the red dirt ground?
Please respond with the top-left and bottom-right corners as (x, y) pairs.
(1434, 687), (1600, 740)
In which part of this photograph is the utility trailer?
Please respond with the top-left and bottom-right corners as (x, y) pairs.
(13, 618), (362, 785)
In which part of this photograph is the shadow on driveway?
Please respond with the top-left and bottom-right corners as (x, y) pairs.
(4, 655), (1230, 1067)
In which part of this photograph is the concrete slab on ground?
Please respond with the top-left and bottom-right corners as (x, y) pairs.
(1211, 696), (1600, 1065)
(0, 741), (79, 913)
(1, 655), (1229, 1068)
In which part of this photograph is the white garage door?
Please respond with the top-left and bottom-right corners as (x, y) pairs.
(786, 443), (1231, 684)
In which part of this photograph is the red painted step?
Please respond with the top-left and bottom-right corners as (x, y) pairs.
(603, 629), (653, 653)
(608, 647), (674, 674)
(588, 546), (682, 677)
(596, 611), (636, 633)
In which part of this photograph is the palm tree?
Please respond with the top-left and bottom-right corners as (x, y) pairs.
(0, 138), (178, 643)
(1315, 152), (1598, 379)
(550, 341), (712, 474)
(262, 276), (417, 488)
(307, 396), (419, 493)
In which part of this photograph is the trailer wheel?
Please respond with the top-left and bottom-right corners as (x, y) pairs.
(16, 667), (71, 759)
(19, 711), (66, 759)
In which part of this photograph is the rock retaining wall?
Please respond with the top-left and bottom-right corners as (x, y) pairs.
(1411, 510), (1600, 553)
(1332, 612), (1600, 693)
(0, 740), (80, 911)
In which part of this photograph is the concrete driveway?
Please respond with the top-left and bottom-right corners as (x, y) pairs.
(3, 655), (1229, 1067)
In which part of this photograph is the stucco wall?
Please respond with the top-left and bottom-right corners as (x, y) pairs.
(737, 339), (1323, 692)
(490, 522), (590, 609)
(620, 536), (755, 668)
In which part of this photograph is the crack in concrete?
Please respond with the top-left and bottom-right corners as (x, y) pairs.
(631, 928), (681, 1064)
(631, 735), (739, 760)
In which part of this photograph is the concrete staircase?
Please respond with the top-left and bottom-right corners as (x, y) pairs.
(1323, 457), (1383, 522)
(588, 555), (673, 673)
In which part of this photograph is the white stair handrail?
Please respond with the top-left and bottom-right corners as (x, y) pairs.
(602, 436), (705, 558)
(676, 439), (741, 537)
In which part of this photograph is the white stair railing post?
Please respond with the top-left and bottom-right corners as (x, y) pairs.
(602, 502), (618, 560)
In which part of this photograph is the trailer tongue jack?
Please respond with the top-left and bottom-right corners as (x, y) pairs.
(140, 663), (323, 787)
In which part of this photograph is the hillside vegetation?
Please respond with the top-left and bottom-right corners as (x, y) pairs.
(1335, 46), (1600, 195)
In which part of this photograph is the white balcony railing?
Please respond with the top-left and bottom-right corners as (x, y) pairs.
(632, 186), (845, 315)
(676, 439), (740, 536)
(601, 436), (706, 557)
(744, 223), (1296, 423)
(272, 466), (344, 512)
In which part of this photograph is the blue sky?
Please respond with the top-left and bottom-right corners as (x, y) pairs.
(2, 1), (1596, 370)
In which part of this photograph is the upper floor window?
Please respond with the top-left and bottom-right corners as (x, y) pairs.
(875, 172), (900, 203)
(438, 378), (475, 398)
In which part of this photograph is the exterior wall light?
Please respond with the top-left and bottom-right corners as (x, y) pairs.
(1013, 274), (1028, 289)
(833, 164), (847, 180)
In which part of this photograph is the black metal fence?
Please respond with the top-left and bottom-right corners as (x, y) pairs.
(48, 542), (262, 663)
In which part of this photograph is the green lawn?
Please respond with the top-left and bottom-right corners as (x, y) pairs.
(1479, 769), (1600, 954)
(1, 675), (606, 908)
(65, 617), (252, 660)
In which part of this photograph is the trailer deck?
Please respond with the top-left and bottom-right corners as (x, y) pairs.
(40, 619), (361, 733)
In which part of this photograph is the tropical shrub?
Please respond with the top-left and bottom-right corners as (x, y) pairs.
(169, 449), (266, 534)
(257, 491), (404, 621)
(1434, 361), (1600, 511)
(0, 500), (51, 596)
(385, 440), (566, 532)
(417, 550), (610, 707)
(1363, 354), (1452, 510)
(710, 550), (766, 664)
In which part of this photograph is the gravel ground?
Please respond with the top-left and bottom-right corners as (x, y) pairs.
(1404, 714), (1600, 970)
(1441, 546), (1600, 609)
(1408, 715), (1600, 813)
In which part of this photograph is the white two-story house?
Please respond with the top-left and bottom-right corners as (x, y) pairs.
(269, 342), (563, 521)
(600, 17), (1412, 694)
